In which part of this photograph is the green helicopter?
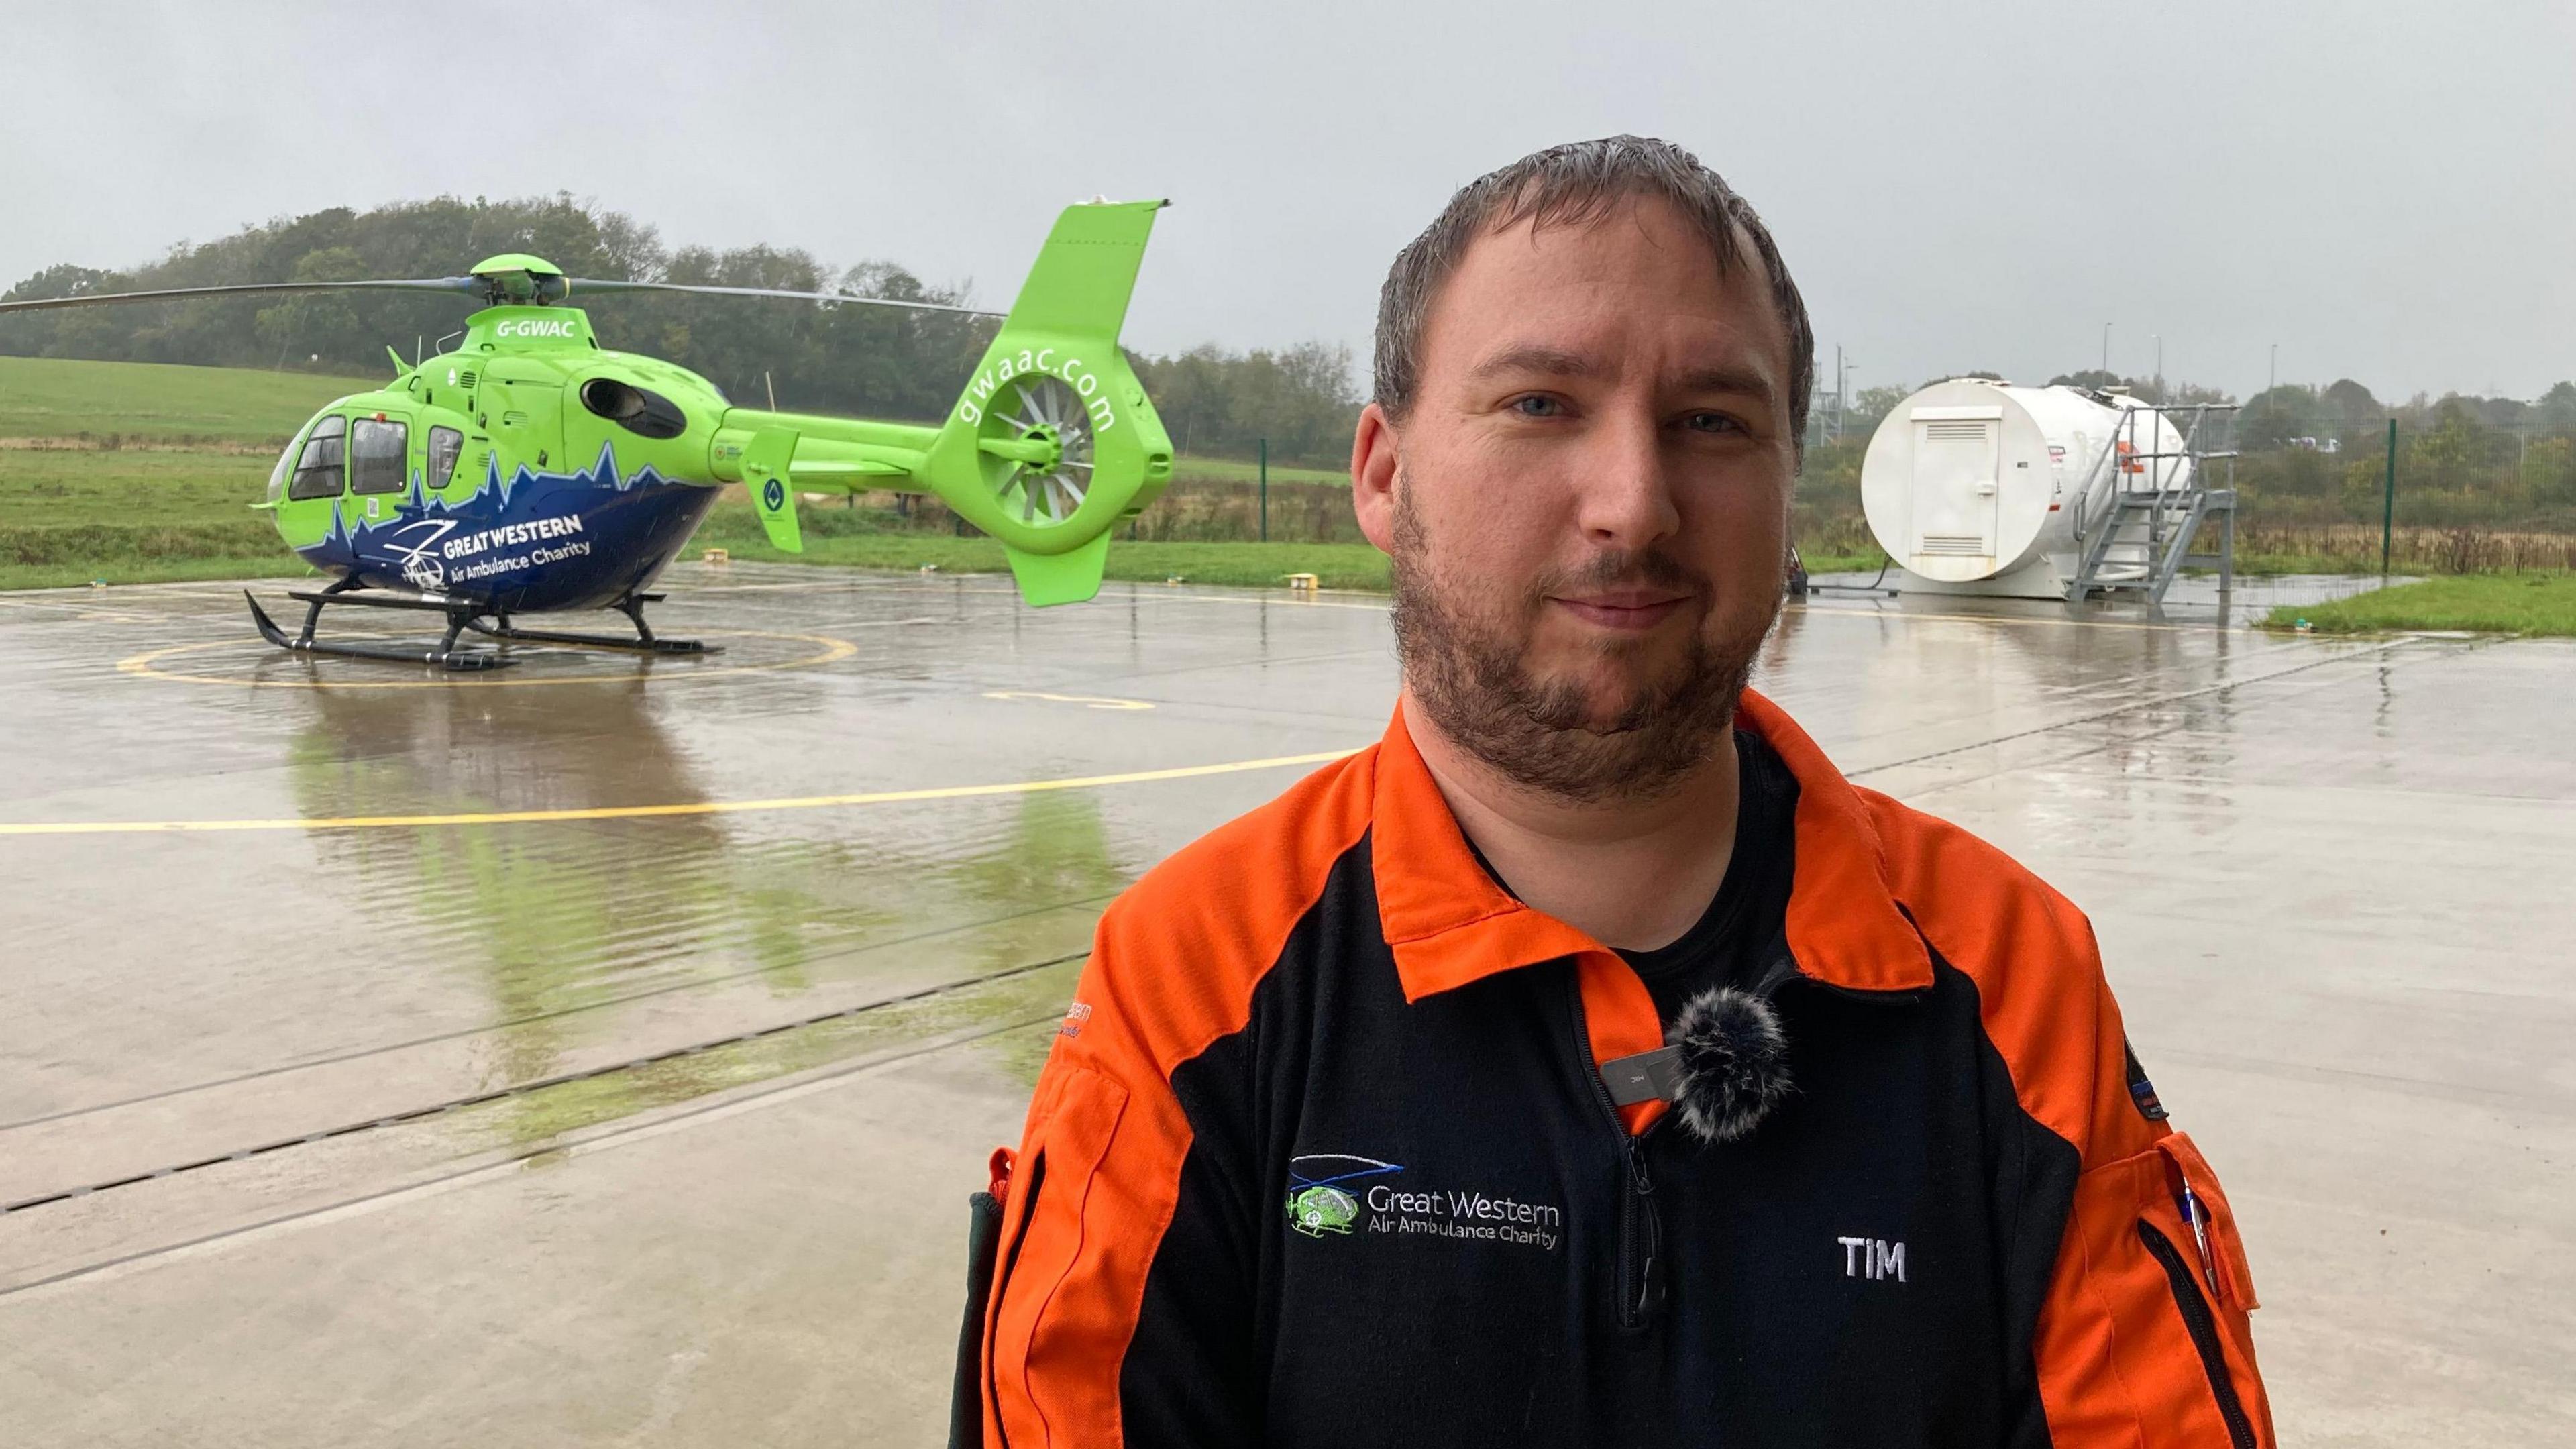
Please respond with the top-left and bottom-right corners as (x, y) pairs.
(0, 201), (1177, 669)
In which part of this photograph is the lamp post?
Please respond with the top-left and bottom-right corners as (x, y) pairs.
(2101, 323), (2112, 376)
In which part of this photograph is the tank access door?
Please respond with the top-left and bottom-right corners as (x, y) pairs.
(1906, 405), (2003, 570)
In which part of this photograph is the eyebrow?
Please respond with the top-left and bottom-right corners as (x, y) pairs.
(1467, 345), (1780, 409)
(1466, 345), (1605, 382)
(1672, 365), (1779, 410)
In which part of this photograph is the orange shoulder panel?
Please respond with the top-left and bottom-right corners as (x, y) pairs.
(1860, 795), (2274, 1445)
(1858, 787), (2157, 1169)
(985, 744), (1381, 1448)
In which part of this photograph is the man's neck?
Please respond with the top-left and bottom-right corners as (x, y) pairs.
(1401, 688), (1741, 953)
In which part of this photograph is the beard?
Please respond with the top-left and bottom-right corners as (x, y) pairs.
(1388, 480), (1777, 804)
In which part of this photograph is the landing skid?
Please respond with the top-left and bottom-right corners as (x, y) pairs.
(243, 585), (716, 669)
(245, 586), (510, 671)
(464, 594), (717, 655)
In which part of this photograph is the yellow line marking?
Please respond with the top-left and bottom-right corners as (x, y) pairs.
(983, 690), (1154, 711)
(114, 630), (861, 689)
(0, 748), (1362, 837)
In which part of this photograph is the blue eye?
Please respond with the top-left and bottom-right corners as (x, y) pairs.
(1511, 395), (1564, 417)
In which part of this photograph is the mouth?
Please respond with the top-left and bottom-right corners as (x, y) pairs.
(1547, 590), (1693, 631)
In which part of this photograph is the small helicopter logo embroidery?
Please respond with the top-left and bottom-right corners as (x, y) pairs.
(1285, 1155), (1403, 1239)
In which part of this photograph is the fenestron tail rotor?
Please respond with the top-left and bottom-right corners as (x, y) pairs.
(915, 199), (1176, 606)
(991, 376), (1094, 525)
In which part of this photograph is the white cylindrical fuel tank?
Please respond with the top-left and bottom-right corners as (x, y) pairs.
(1859, 379), (2189, 589)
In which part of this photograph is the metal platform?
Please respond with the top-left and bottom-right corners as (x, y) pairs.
(2064, 399), (2240, 606)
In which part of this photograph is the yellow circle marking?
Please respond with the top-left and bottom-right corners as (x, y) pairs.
(0, 748), (1362, 837)
(113, 629), (859, 689)
(982, 690), (1155, 711)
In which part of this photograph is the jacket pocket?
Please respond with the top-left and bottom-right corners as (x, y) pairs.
(2136, 1218), (2257, 1449)
(985, 1065), (1132, 1449)
(2057, 1132), (2273, 1448)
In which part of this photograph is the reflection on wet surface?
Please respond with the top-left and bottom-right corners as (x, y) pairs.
(3, 564), (2571, 1446)
(0, 568), (1389, 1285)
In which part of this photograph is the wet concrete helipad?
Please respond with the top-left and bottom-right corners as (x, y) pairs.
(3, 563), (2570, 1445)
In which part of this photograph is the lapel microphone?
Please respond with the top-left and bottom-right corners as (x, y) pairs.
(1600, 985), (1792, 1145)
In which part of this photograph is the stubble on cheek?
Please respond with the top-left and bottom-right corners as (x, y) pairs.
(1387, 477), (1774, 803)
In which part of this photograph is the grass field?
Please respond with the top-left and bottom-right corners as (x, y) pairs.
(698, 504), (1397, 590)
(2261, 573), (2576, 637)
(0, 357), (377, 586)
(1159, 454), (1345, 487)
(0, 356), (379, 443)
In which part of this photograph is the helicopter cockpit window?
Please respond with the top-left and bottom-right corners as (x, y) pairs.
(427, 426), (464, 488)
(349, 417), (410, 495)
(287, 415), (347, 501)
(579, 377), (689, 440)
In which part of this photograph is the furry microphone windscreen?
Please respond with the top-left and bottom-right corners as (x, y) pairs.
(1667, 986), (1793, 1145)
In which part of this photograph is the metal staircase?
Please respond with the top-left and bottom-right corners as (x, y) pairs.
(2064, 398), (2239, 606)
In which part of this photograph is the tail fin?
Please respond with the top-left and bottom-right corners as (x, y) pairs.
(919, 200), (1175, 606)
(741, 426), (803, 553)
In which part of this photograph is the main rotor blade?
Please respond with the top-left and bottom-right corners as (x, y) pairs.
(566, 278), (1004, 319)
(0, 277), (480, 315)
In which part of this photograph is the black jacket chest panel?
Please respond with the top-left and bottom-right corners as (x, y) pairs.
(1132, 834), (2078, 1448)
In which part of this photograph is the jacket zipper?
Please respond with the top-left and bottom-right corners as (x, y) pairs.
(2137, 1218), (2257, 1449)
(1568, 974), (1662, 1330)
(983, 1150), (1047, 1449)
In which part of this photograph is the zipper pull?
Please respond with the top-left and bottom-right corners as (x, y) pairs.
(1626, 1137), (1656, 1196)
(1627, 1138), (1663, 1322)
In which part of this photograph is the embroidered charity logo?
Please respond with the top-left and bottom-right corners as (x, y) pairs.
(1285, 1154), (1564, 1250)
(1284, 1155), (1403, 1238)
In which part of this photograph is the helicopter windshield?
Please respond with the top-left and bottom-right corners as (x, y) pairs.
(285, 416), (348, 502)
(267, 414), (323, 506)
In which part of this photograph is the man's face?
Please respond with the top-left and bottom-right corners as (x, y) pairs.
(1355, 196), (1796, 801)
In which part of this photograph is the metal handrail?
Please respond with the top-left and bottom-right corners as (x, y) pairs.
(2065, 400), (2245, 602)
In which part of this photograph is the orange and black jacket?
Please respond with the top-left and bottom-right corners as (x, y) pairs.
(963, 692), (2273, 1447)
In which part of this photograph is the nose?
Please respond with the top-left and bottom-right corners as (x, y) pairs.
(1571, 405), (1681, 551)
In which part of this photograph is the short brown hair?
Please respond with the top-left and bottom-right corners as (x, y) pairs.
(1372, 135), (1814, 455)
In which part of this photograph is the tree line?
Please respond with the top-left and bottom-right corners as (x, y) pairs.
(0, 195), (1363, 466)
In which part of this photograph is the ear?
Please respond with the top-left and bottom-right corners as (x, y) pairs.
(1351, 401), (1401, 554)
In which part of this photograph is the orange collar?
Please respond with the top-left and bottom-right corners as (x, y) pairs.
(1369, 690), (1934, 1002)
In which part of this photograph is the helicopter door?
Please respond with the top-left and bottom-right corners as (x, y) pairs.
(347, 414), (411, 521)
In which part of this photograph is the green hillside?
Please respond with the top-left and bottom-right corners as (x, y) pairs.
(0, 357), (384, 586)
(0, 355), (380, 443)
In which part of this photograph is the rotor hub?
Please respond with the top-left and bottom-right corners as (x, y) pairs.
(468, 253), (568, 307)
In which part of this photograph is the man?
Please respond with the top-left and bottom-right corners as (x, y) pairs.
(965, 136), (2273, 1447)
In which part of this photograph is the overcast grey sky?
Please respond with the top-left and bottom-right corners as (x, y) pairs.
(6, 1), (2571, 402)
